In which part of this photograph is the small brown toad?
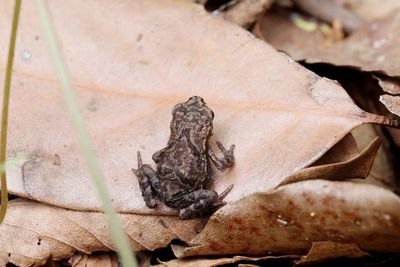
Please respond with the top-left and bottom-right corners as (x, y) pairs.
(133, 96), (235, 219)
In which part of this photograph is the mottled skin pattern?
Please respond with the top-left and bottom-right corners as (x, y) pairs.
(133, 96), (235, 219)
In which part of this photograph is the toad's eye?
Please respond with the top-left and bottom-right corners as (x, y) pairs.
(211, 111), (214, 119)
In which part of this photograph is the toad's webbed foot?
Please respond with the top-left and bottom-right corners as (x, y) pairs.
(178, 185), (233, 220)
(208, 141), (235, 172)
(132, 151), (162, 209)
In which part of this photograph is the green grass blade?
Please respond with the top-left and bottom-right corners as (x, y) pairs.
(0, 0), (22, 224)
(34, 1), (138, 266)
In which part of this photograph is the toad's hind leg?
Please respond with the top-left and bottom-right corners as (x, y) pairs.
(178, 185), (233, 219)
(132, 151), (162, 209)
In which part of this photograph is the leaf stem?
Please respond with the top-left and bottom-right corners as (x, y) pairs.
(0, 0), (22, 224)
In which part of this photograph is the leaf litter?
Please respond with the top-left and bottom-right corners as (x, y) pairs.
(255, 6), (400, 76)
(0, 0), (399, 265)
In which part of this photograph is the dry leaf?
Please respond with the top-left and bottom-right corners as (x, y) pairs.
(0, 0), (399, 263)
(293, 241), (368, 265)
(220, 0), (274, 28)
(352, 124), (399, 191)
(341, 0), (400, 20)
(278, 137), (380, 186)
(293, 0), (363, 33)
(255, 8), (400, 76)
(69, 253), (119, 267)
(311, 133), (359, 166)
(180, 180), (400, 256)
(0, 199), (199, 266)
(374, 75), (400, 95)
(156, 254), (298, 267)
(0, 0), (393, 215)
(380, 95), (400, 117)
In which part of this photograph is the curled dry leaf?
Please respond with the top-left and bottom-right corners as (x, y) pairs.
(0, 0), (393, 214)
(278, 136), (380, 186)
(255, 8), (400, 76)
(352, 124), (399, 191)
(220, 0), (274, 28)
(311, 133), (359, 166)
(380, 95), (400, 117)
(379, 94), (400, 153)
(181, 180), (400, 257)
(374, 75), (400, 95)
(0, 199), (199, 267)
(373, 77), (400, 148)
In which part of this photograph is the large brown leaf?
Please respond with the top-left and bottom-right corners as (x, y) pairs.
(0, 0), (392, 214)
(180, 180), (400, 256)
(255, 7), (400, 76)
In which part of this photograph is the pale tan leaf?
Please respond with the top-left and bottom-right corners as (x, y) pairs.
(374, 75), (400, 95)
(0, 199), (199, 266)
(380, 95), (400, 117)
(255, 8), (400, 76)
(0, 0), (392, 216)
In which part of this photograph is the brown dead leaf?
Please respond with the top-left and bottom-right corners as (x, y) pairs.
(341, 0), (400, 20)
(220, 0), (274, 28)
(294, 241), (369, 265)
(156, 254), (298, 267)
(180, 180), (400, 256)
(255, 8), (400, 76)
(352, 124), (399, 191)
(69, 253), (119, 267)
(0, 0), (392, 215)
(278, 137), (380, 186)
(0, 199), (199, 266)
(380, 95), (400, 117)
(311, 133), (359, 166)
(375, 76), (400, 95)
(293, 0), (364, 33)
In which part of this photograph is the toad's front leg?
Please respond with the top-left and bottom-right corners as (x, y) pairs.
(208, 141), (235, 171)
(132, 151), (162, 208)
